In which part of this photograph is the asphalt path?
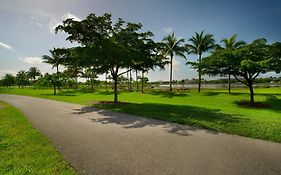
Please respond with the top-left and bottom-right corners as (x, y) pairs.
(0, 94), (281, 175)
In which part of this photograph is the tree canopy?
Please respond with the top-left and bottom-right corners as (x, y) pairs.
(55, 13), (163, 103)
(201, 38), (281, 105)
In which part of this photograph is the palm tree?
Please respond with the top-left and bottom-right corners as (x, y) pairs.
(219, 34), (246, 93)
(42, 49), (64, 74)
(162, 33), (187, 91)
(28, 67), (41, 82)
(187, 31), (215, 92)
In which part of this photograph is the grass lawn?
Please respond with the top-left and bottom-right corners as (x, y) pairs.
(0, 101), (77, 175)
(1, 87), (281, 143)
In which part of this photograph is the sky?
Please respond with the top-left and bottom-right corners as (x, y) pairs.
(0, 0), (281, 81)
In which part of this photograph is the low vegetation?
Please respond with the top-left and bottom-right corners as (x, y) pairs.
(0, 101), (77, 174)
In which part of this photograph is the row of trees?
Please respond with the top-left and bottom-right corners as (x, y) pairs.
(201, 39), (281, 105)
(40, 13), (280, 105)
(0, 67), (41, 88)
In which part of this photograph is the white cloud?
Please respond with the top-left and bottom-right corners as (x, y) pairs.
(163, 27), (173, 34)
(49, 12), (81, 34)
(18, 57), (42, 64)
(0, 41), (14, 50)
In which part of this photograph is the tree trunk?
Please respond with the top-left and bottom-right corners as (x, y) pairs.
(127, 71), (129, 91)
(136, 70), (139, 92)
(141, 71), (144, 94)
(56, 65), (61, 90)
(249, 82), (254, 106)
(129, 70), (132, 91)
(53, 85), (56, 95)
(74, 77), (78, 91)
(198, 53), (202, 93)
(113, 75), (118, 105)
(169, 53), (173, 91)
(33, 77), (36, 89)
(105, 73), (108, 91)
(90, 77), (93, 91)
(228, 73), (231, 93)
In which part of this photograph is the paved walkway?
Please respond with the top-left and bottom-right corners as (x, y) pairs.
(0, 94), (281, 175)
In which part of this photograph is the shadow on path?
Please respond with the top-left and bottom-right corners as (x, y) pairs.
(73, 103), (246, 136)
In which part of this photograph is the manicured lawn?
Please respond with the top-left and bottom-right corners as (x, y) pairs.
(0, 101), (77, 175)
(1, 87), (281, 143)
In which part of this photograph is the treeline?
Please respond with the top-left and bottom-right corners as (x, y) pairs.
(0, 67), (150, 94)
(0, 67), (41, 88)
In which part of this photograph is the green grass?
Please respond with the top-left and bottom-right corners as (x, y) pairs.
(1, 87), (281, 143)
(0, 101), (77, 175)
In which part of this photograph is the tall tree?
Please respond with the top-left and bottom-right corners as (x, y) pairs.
(161, 33), (187, 91)
(28, 67), (41, 82)
(219, 34), (246, 93)
(187, 31), (215, 92)
(56, 13), (161, 104)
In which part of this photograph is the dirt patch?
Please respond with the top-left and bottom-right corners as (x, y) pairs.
(236, 101), (271, 108)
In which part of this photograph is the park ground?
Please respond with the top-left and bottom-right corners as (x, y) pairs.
(1, 87), (281, 143)
(0, 101), (77, 174)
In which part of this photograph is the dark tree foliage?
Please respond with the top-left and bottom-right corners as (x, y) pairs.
(202, 38), (281, 105)
(55, 13), (162, 104)
(216, 35), (246, 93)
(2, 74), (15, 88)
(16, 70), (29, 88)
(28, 67), (41, 82)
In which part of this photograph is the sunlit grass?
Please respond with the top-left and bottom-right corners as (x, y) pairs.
(1, 87), (281, 142)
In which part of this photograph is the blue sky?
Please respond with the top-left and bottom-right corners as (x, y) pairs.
(0, 0), (281, 81)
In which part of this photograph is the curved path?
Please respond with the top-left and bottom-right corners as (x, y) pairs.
(0, 94), (281, 175)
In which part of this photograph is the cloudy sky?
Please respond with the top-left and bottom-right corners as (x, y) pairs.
(0, 0), (281, 81)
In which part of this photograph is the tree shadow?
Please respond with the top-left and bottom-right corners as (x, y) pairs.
(202, 92), (223, 96)
(147, 90), (189, 98)
(233, 94), (281, 113)
(72, 102), (246, 136)
(264, 95), (281, 112)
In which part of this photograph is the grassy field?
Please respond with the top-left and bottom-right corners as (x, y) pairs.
(0, 101), (77, 175)
(1, 87), (281, 143)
